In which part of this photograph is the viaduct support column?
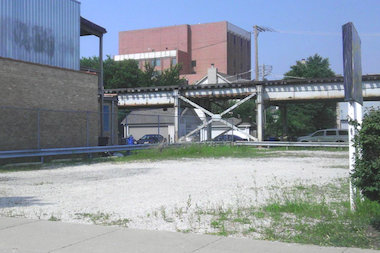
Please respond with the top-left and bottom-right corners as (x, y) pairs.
(173, 90), (179, 143)
(281, 105), (288, 140)
(206, 101), (212, 141)
(256, 85), (264, 141)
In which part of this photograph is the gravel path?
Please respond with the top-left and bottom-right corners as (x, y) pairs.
(0, 150), (349, 233)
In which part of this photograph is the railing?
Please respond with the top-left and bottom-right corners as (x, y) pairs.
(0, 141), (348, 160)
(234, 141), (348, 148)
(0, 144), (153, 159)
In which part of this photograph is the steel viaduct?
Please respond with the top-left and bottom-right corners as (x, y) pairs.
(105, 75), (380, 142)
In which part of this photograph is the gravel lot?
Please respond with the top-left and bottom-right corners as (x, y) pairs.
(0, 150), (349, 234)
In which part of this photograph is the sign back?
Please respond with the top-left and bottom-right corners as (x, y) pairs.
(342, 22), (363, 105)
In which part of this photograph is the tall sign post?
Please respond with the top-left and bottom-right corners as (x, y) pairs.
(342, 22), (363, 211)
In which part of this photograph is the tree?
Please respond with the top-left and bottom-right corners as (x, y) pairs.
(352, 109), (380, 202)
(285, 54), (335, 79)
(271, 54), (337, 138)
(80, 57), (186, 89)
(156, 64), (185, 86)
(80, 56), (143, 89)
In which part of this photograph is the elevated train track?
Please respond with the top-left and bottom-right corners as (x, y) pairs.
(105, 75), (380, 142)
(106, 75), (380, 107)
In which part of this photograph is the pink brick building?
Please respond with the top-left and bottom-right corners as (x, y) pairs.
(115, 21), (251, 84)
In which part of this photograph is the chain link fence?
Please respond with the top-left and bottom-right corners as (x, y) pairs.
(0, 106), (100, 151)
(0, 106), (255, 151)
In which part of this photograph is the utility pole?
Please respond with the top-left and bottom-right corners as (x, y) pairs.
(259, 64), (273, 81)
(254, 25), (259, 81)
(253, 25), (274, 81)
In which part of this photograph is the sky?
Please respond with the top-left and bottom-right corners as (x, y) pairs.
(79, 0), (380, 80)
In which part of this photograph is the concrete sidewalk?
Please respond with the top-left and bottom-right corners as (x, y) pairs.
(0, 217), (377, 253)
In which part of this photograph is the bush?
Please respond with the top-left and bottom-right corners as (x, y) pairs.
(351, 109), (380, 202)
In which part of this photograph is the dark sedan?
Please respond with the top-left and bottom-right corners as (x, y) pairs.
(213, 134), (247, 142)
(136, 134), (165, 144)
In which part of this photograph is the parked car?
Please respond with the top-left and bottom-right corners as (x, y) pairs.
(265, 136), (280, 141)
(297, 129), (348, 142)
(136, 134), (166, 144)
(213, 134), (248, 142)
(136, 134), (165, 144)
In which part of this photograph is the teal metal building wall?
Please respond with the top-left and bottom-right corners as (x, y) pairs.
(0, 0), (80, 70)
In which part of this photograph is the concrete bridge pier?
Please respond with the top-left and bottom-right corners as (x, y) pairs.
(205, 101), (212, 141)
(281, 105), (288, 140)
(256, 85), (265, 141)
(173, 89), (179, 142)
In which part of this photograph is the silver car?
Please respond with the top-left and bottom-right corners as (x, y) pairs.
(297, 129), (348, 142)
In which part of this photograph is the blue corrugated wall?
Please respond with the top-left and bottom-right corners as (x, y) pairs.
(0, 0), (80, 70)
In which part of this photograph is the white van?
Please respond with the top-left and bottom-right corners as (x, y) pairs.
(297, 129), (349, 142)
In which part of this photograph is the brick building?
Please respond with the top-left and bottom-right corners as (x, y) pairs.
(0, 0), (118, 152)
(115, 21), (251, 84)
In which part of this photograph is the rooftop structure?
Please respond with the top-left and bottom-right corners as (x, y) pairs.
(115, 21), (251, 84)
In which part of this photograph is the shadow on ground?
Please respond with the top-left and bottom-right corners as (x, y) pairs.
(0, 196), (48, 208)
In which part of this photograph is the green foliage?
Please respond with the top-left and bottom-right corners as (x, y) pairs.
(275, 54), (337, 138)
(352, 109), (380, 202)
(157, 64), (185, 86)
(81, 56), (142, 89)
(193, 178), (380, 249)
(114, 145), (271, 162)
(263, 200), (332, 219)
(285, 54), (335, 79)
(80, 56), (185, 89)
(104, 57), (142, 89)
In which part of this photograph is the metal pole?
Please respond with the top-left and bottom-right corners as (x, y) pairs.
(348, 101), (363, 211)
(86, 112), (89, 147)
(37, 109), (40, 149)
(281, 105), (288, 140)
(99, 35), (104, 138)
(125, 116), (128, 137)
(254, 25), (259, 81)
(37, 109), (43, 163)
(173, 90), (179, 142)
(111, 100), (114, 145)
(231, 118), (234, 141)
(256, 85), (264, 141)
(158, 115), (160, 134)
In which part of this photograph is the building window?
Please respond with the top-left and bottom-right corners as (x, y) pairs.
(150, 59), (156, 66)
(171, 58), (177, 66)
(103, 105), (110, 132)
(191, 60), (196, 67)
(156, 58), (161, 67)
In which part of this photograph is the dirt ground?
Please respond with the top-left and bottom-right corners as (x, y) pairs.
(0, 150), (349, 234)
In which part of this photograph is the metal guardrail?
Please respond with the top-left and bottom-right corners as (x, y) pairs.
(0, 141), (348, 160)
(234, 141), (349, 148)
(0, 144), (154, 159)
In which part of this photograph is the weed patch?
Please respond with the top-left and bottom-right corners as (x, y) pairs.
(75, 212), (130, 227)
